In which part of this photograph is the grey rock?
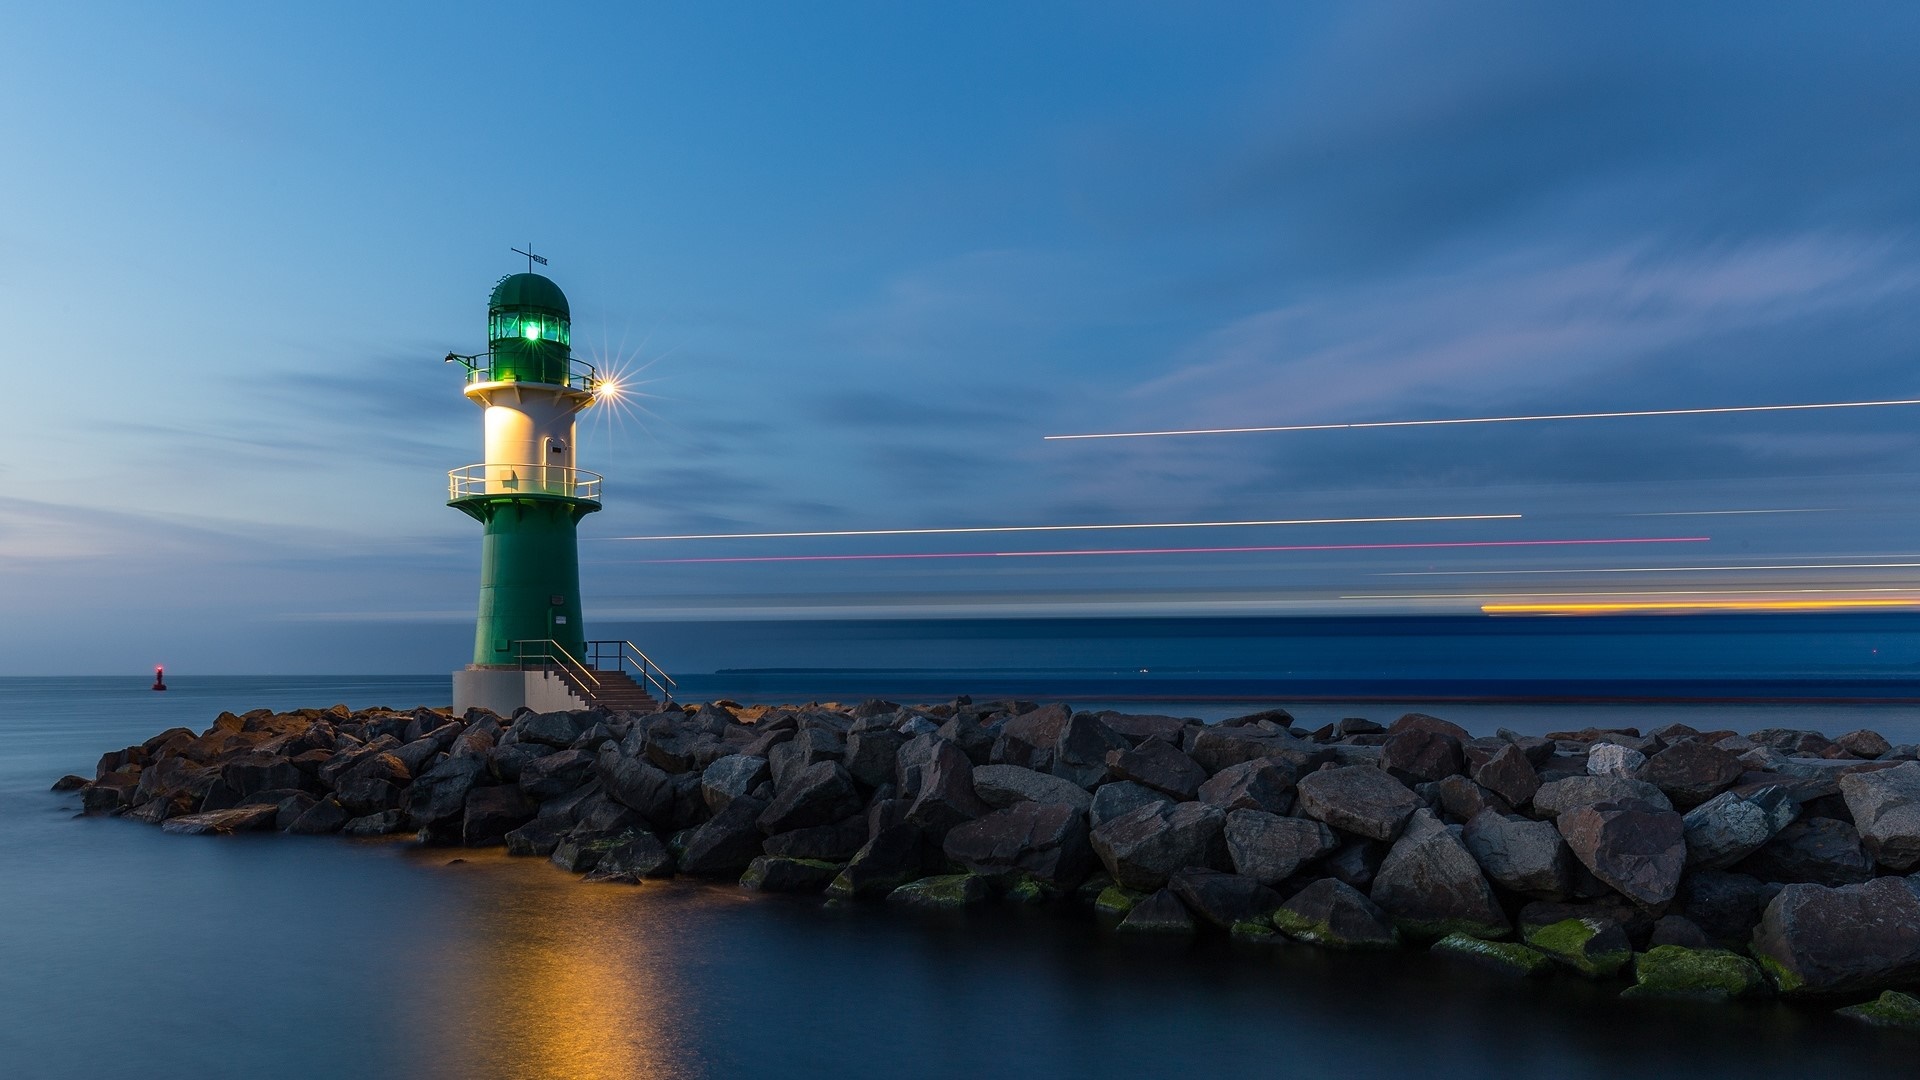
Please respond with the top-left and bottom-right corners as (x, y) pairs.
(991, 703), (1070, 770)
(1734, 817), (1876, 886)
(943, 802), (1094, 889)
(1224, 810), (1339, 886)
(1418, 776), (1511, 824)
(843, 727), (906, 789)
(1092, 711), (1193, 746)
(1682, 786), (1798, 869)
(503, 816), (571, 857)
(1272, 877), (1400, 949)
(518, 748), (596, 801)
(1839, 761), (1920, 871)
(1648, 914), (1715, 950)
(1462, 809), (1574, 900)
(1380, 728), (1465, 785)
(1168, 867), (1282, 930)
(1369, 809), (1508, 939)
(287, 795), (349, 835)
(514, 710), (594, 750)
(462, 785), (539, 846)
(401, 755), (487, 831)
(1556, 798), (1687, 906)
(739, 855), (839, 893)
(827, 824), (928, 899)
(1532, 775), (1673, 817)
(905, 740), (991, 840)
(1642, 741), (1746, 807)
(701, 754), (771, 813)
(1090, 800), (1227, 891)
(1471, 742), (1540, 808)
(1296, 765), (1424, 842)
(760, 816), (867, 861)
(757, 761), (862, 835)
(1677, 870), (1784, 945)
(1089, 781), (1173, 829)
(1051, 713), (1129, 789)
(1104, 737), (1208, 800)
(159, 805), (279, 835)
(341, 809), (407, 836)
(1586, 744), (1646, 779)
(598, 755), (680, 826)
(1116, 887), (1195, 935)
(1196, 759), (1296, 815)
(972, 764), (1094, 814)
(678, 796), (768, 877)
(1752, 877), (1920, 996)
(1324, 838), (1386, 890)
(1185, 726), (1326, 777)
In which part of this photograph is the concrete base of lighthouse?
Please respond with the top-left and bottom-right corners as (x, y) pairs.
(453, 667), (587, 718)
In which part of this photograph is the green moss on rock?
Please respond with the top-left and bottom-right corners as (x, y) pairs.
(1231, 919), (1278, 944)
(1754, 951), (1805, 995)
(1431, 933), (1555, 977)
(1622, 946), (1771, 1001)
(1525, 918), (1632, 978)
(1268, 906), (1401, 950)
(1836, 991), (1920, 1031)
(1004, 874), (1052, 906)
(1094, 884), (1145, 920)
(887, 873), (991, 911)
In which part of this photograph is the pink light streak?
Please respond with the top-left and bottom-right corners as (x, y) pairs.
(635, 536), (1712, 565)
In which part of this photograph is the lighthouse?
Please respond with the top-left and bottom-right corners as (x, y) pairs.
(446, 259), (668, 716)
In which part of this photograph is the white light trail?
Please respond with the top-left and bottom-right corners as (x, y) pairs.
(610, 513), (1522, 542)
(1343, 587), (1920, 600)
(1042, 398), (1920, 441)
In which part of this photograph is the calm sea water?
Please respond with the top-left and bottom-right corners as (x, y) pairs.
(6, 623), (1920, 1079)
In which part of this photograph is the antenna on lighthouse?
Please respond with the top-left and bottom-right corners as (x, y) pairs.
(511, 244), (548, 273)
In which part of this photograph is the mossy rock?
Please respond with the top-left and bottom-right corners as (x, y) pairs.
(1074, 873), (1116, 908)
(1231, 919), (1279, 944)
(1836, 991), (1920, 1031)
(1004, 874), (1054, 906)
(1094, 884), (1146, 920)
(1432, 933), (1556, 977)
(1524, 918), (1632, 978)
(1396, 918), (1512, 944)
(739, 856), (840, 893)
(1622, 946), (1771, 1001)
(887, 873), (991, 911)
(1268, 906), (1400, 950)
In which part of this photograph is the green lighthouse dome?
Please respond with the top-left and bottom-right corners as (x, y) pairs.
(486, 272), (574, 385)
(489, 272), (570, 318)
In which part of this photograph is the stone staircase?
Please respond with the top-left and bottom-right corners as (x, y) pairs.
(551, 665), (662, 713)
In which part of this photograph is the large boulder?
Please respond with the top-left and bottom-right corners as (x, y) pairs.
(598, 755), (681, 826)
(843, 727), (907, 789)
(758, 761), (862, 835)
(402, 755), (487, 831)
(513, 710), (594, 749)
(1462, 809), (1574, 900)
(1167, 868), (1281, 931)
(1555, 798), (1686, 906)
(942, 802), (1094, 890)
(700, 754), (771, 813)
(1089, 800), (1227, 890)
(1379, 728), (1465, 786)
(761, 816), (867, 862)
(1104, 738), (1207, 800)
(1223, 810), (1339, 886)
(461, 785), (539, 846)
(1622, 945), (1771, 1000)
(1676, 870), (1783, 946)
(1051, 714), (1129, 789)
(518, 748), (596, 801)
(1734, 817), (1875, 886)
(1185, 727), (1325, 777)
(1296, 766), (1423, 842)
(1116, 887), (1196, 935)
(827, 824), (929, 899)
(1839, 761), (1920, 871)
(1532, 775), (1672, 817)
(1369, 808), (1508, 939)
(1681, 786), (1798, 869)
(1586, 744), (1646, 779)
(1270, 878), (1400, 949)
(159, 805), (279, 835)
(1522, 916), (1632, 977)
(1088, 781), (1172, 829)
(905, 740), (991, 840)
(580, 832), (674, 881)
(971, 764), (1094, 814)
(678, 796), (769, 877)
(220, 753), (307, 798)
(1751, 877), (1920, 996)
(992, 703), (1070, 770)
(1471, 743), (1540, 808)
(1642, 742), (1745, 807)
(1196, 759), (1296, 815)
(739, 855), (840, 893)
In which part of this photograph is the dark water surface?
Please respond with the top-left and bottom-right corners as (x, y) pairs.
(5, 675), (1919, 1079)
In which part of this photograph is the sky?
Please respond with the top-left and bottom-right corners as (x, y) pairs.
(4, 1), (1920, 674)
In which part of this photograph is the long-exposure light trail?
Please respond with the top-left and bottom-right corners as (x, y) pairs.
(610, 513), (1520, 542)
(1383, 561), (1920, 577)
(1628, 509), (1836, 517)
(1042, 397), (1920, 441)
(1347, 587), (1920, 600)
(634, 536), (1709, 565)
(1484, 599), (1920, 614)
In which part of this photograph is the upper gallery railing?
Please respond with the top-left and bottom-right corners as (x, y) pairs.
(448, 463), (603, 502)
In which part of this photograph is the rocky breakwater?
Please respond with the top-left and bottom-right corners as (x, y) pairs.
(56, 701), (1920, 1026)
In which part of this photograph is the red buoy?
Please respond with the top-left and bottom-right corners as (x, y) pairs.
(152, 665), (167, 692)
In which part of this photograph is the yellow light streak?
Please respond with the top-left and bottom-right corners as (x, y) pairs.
(1384, 561), (1920, 577)
(611, 513), (1522, 542)
(1483, 599), (1920, 614)
(1348, 588), (1920, 600)
(1043, 398), (1920, 441)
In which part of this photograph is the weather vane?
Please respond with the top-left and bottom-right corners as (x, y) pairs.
(511, 243), (548, 273)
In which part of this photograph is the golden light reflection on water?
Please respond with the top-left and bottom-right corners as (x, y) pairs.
(405, 849), (731, 1080)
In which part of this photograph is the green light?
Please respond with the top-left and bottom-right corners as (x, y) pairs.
(523, 322), (542, 341)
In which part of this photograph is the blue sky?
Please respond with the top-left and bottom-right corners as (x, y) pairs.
(4, 2), (1920, 674)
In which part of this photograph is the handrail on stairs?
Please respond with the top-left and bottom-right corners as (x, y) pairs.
(585, 639), (676, 705)
(511, 639), (601, 694)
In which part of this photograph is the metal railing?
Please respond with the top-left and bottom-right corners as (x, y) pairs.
(587, 639), (678, 704)
(445, 351), (599, 393)
(513, 638), (676, 707)
(448, 463), (602, 502)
